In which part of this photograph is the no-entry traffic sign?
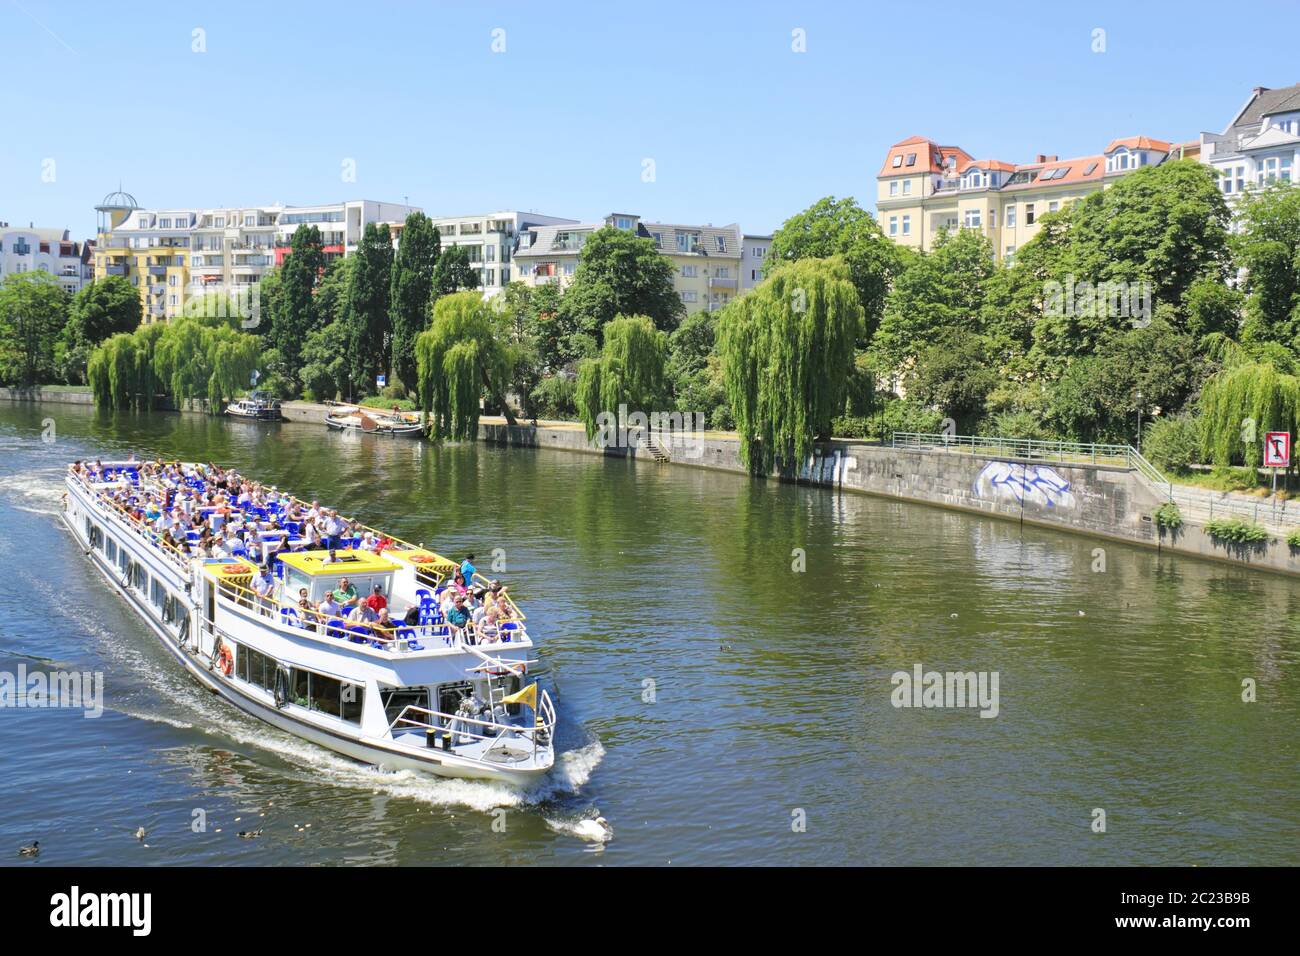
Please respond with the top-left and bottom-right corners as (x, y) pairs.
(1265, 431), (1291, 468)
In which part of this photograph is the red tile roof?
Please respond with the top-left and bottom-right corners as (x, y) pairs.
(1104, 136), (1173, 154)
(1001, 155), (1107, 190)
(879, 136), (974, 176)
(959, 159), (1017, 173)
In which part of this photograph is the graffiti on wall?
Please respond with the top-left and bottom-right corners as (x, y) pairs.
(799, 450), (858, 486)
(973, 461), (1076, 509)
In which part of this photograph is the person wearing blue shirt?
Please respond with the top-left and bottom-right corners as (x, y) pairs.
(460, 554), (477, 586)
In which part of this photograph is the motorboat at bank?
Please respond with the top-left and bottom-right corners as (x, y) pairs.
(62, 459), (555, 786)
(324, 402), (423, 437)
(225, 391), (282, 422)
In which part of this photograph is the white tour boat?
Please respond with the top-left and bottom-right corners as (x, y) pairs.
(61, 459), (555, 786)
(225, 390), (282, 422)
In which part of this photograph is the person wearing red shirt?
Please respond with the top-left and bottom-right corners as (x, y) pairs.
(365, 584), (388, 613)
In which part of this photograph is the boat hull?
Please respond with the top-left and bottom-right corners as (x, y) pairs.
(59, 499), (546, 788)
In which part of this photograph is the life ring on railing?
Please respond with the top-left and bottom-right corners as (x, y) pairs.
(409, 555), (435, 564)
(215, 643), (234, 677)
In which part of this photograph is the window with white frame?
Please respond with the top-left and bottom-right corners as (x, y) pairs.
(902, 180), (912, 195)
(680, 264), (698, 278)
(889, 216), (898, 236)
(963, 208), (982, 228)
(1005, 205), (1017, 228)
(901, 215), (911, 236)
(890, 181), (899, 196)
(1048, 201), (1059, 213)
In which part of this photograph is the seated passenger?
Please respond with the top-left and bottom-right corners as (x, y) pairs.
(331, 577), (358, 605)
(365, 584), (387, 613)
(445, 594), (472, 641)
(348, 602), (378, 624)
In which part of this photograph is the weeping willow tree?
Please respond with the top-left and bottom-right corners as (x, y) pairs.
(1199, 332), (1300, 472)
(574, 314), (667, 440)
(718, 257), (865, 474)
(414, 291), (515, 442)
(87, 322), (166, 409)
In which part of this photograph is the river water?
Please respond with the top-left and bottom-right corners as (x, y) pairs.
(1, 402), (1297, 866)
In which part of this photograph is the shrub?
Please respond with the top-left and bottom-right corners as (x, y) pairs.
(1153, 502), (1183, 530)
(1286, 528), (1300, 550)
(1143, 414), (1201, 472)
(1204, 517), (1270, 544)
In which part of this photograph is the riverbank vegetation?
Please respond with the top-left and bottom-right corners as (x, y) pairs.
(6, 166), (1298, 479)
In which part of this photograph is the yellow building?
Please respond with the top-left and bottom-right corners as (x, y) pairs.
(876, 135), (1175, 262)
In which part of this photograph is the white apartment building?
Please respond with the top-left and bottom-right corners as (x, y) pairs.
(423, 210), (577, 298)
(95, 193), (420, 322)
(0, 222), (95, 295)
(1200, 83), (1300, 224)
(512, 212), (747, 314)
(741, 234), (771, 290)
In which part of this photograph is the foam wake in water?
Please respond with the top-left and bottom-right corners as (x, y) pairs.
(30, 557), (606, 815)
(0, 472), (66, 515)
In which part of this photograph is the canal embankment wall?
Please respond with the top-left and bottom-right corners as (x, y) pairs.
(479, 420), (1300, 578)
(5, 387), (1295, 576)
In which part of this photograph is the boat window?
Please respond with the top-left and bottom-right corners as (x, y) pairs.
(342, 683), (364, 723)
(291, 668), (310, 707)
(381, 686), (429, 727)
(437, 682), (473, 719)
(311, 673), (342, 717)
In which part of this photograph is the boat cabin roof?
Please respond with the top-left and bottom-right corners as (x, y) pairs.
(276, 549), (400, 577)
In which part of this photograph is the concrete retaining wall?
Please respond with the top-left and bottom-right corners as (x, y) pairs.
(479, 421), (1300, 577)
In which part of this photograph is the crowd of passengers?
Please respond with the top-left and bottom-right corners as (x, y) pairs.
(70, 458), (517, 646)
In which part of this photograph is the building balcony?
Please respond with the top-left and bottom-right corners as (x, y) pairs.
(148, 265), (167, 276)
(106, 265), (127, 276)
(707, 276), (737, 290)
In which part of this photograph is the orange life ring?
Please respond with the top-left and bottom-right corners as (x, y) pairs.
(215, 643), (234, 677)
(409, 555), (435, 564)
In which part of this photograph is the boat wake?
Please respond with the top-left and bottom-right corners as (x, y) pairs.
(0, 472), (66, 515)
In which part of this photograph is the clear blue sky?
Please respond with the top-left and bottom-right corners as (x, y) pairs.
(3, 0), (1299, 238)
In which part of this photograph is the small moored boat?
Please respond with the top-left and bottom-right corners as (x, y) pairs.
(225, 391), (282, 422)
(324, 403), (423, 437)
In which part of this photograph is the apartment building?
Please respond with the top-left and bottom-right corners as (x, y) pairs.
(0, 222), (94, 295)
(1200, 83), (1300, 223)
(741, 233), (771, 290)
(93, 191), (420, 322)
(875, 134), (1174, 262)
(423, 210), (577, 298)
(512, 212), (746, 314)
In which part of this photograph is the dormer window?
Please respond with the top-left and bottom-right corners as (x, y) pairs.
(892, 155), (903, 168)
(905, 153), (917, 166)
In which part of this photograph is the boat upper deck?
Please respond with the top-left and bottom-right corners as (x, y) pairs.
(67, 458), (528, 658)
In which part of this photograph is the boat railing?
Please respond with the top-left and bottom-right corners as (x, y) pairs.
(214, 577), (523, 655)
(69, 469), (191, 572)
(72, 458), (527, 620)
(387, 689), (555, 759)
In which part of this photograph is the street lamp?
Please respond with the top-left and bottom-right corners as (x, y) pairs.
(1135, 389), (1143, 454)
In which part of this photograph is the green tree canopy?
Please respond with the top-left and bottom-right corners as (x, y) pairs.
(766, 195), (899, 339)
(432, 244), (480, 297)
(415, 291), (515, 441)
(558, 226), (685, 340)
(871, 228), (995, 374)
(719, 257), (865, 473)
(575, 314), (668, 440)
(389, 213), (440, 392)
(1233, 182), (1300, 348)
(345, 221), (394, 390)
(59, 275), (141, 382)
(0, 271), (69, 387)
(271, 225), (325, 384)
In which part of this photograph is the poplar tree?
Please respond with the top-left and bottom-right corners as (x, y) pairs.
(345, 222), (394, 391)
(389, 213), (440, 391)
(273, 225), (324, 383)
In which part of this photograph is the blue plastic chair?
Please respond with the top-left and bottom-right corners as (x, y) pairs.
(415, 588), (432, 602)
(280, 606), (299, 626)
